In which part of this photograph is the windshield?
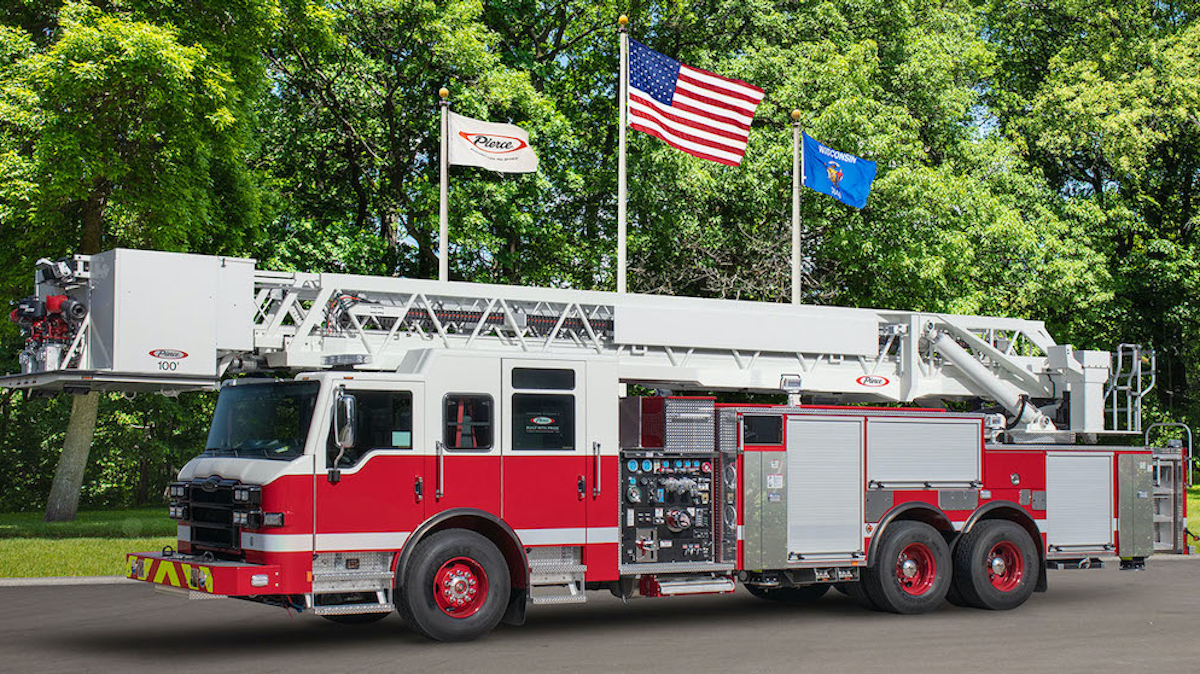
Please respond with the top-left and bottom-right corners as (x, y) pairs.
(203, 381), (320, 460)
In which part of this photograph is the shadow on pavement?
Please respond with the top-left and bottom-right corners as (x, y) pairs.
(30, 578), (1117, 657)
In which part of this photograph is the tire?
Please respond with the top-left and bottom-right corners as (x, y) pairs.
(864, 521), (951, 614)
(838, 579), (882, 611)
(746, 584), (830, 602)
(951, 520), (1038, 611)
(396, 529), (511, 641)
(320, 612), (389, 625)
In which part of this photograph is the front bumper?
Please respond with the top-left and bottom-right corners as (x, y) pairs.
(126, 552), (282, 595)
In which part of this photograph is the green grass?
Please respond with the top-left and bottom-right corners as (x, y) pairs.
(0, 507), (175, 539)
(0, 537), (175, 577)
(1188, 485), (1199, 543)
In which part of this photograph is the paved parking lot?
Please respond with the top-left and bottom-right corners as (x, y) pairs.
(2, 557), (1198, 673)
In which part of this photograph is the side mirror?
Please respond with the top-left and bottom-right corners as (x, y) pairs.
(329, 391), (356, 484)
(334, 392), (357, 450)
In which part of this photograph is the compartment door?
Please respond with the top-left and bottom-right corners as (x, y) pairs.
(1046, 453), (1114, 549)
(786, 416), (864, 558)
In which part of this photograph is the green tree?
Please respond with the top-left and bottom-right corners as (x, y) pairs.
(984, 0), (1200, 425)
(0, 1), (270, 519)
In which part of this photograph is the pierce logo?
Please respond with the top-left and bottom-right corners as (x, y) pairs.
(530, 416), (555, 425)
(855, 375), (889, 387)
(459, 132), (528, 154)
(150, 349), (188, 360)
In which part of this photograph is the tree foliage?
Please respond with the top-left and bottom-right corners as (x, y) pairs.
(0, 0), (1197, 510)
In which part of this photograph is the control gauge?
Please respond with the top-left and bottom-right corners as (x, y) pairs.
(626, 486), (642, 504)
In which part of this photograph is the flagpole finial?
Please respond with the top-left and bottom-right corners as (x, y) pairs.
(618, 14), (628, 28)
(790, 109), (801, 123)
(439, 87), (449, 100)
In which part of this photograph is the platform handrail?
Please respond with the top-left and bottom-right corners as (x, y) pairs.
(1145, 422), (1194, 487)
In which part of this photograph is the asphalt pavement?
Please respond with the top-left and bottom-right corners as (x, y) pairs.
(2, 557), (1198, 673)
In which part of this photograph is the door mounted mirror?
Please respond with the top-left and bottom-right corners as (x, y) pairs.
(328, 388), (357, 483)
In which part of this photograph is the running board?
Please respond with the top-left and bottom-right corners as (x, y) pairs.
(529, 579), (587, 605)
(641, 575), (737, 597)
(312, 602), (395, 616)
(1046, 557), (1106, 570)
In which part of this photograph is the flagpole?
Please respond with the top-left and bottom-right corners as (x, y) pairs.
(438, 87), (450, 283)
(791, 109), (802, 305)
(617, 14), (629, 294)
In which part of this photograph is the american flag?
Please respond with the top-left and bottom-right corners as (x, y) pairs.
(628, 39), (764, 166)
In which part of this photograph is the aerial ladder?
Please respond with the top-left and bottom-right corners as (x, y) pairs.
(2, 248), (1150, 444)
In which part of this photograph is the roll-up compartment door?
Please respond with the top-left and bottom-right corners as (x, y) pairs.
(786, 416), (864, 557)
(866, 418), (981, 485)
(1046, 453), (1114, 549)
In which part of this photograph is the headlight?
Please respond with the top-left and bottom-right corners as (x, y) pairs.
(232, 485), (261, 505)
(168, 505), (188, 520)
(168, 482), (188, 499)
(233, 511), (248, 526)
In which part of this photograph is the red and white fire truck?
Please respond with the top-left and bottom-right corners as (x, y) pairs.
(4, 249), (1191, 641)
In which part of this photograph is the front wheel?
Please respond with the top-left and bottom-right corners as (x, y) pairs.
(396, 529), (510, 641)
(951, 520), (1038, 610)
(864, 521), (951, 614)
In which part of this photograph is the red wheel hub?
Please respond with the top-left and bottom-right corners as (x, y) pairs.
(986, 540), (1024, 592)
(895, 542), (938, 596)
(433, 556), (489, 618)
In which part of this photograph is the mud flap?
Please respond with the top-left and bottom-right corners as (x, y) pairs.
(501, 587), (527, 626)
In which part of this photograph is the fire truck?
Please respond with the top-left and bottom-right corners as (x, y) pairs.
(3, 248), (1191, 641)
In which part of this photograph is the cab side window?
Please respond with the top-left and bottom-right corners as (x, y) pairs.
(329, 390), (413, 468)
(443, 395), (493, 450)
(510, 368), (576, 451)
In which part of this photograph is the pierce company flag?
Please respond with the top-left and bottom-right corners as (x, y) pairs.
(628, 39), (764, 166)
(447, 111), (539, 173)
(801, 133), (877, 209)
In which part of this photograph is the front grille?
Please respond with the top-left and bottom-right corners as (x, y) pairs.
(186, 478), (242, 554)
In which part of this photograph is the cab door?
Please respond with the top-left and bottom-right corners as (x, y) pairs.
(425, 356), (502, 518)
(314, 380), (426, 551)
(501, 360), (587, 545)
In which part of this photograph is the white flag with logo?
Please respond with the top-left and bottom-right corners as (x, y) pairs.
(447, 111), (539, 173)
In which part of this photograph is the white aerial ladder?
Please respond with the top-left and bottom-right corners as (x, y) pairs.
(2, 248), (1151, 442)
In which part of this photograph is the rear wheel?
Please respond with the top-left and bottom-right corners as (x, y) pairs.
(951, 520), (1038, 610)
(746, 584), (830, 602)
(396, 530), (510, 641)
(864, 521), (951, 614)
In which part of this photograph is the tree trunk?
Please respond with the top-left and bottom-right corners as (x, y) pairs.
(44, 181), (108, 522)
(44, 391), (100, 521)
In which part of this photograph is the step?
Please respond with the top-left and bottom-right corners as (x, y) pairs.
(313, 602), (395, 616)
(653, 576), (736, 596)
(313, 570), (395, 582)
(529, 580), (587, 605)
(530, 591), (587, 605)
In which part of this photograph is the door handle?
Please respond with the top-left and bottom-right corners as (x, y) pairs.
(414, 476), (423, 503)
(592, 441), (601, 496)
(577, 475), (586, 500)
(435, 440), (445, 499)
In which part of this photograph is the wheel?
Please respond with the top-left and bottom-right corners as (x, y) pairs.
(746, 584), (830, 602)
(321, 612), (389, 624)
(951, 520), (1038, 610)
(838, 579), (882, 611)
(396, 530), (511, 641)
(864, 521), (951, 614)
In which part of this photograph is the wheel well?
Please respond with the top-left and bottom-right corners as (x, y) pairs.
(397, 510), (529, 590)
(962, 502), (1047, 592)
(867, 504), (956, 568)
